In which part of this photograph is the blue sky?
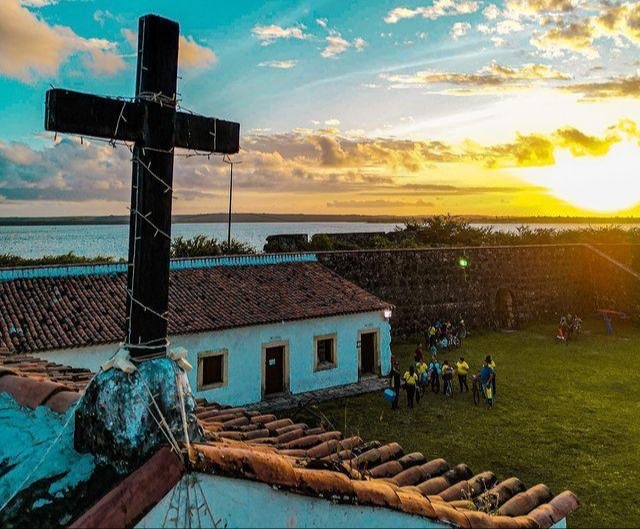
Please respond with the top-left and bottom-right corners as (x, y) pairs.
(2, 0), (640, 217)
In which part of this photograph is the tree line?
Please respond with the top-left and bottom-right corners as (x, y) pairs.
(2, 215), (639, 267)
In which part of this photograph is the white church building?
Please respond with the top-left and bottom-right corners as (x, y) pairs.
(0, 254), (393, 406)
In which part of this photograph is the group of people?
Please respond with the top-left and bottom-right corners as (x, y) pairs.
(555, 313), (582, 344)
(419, 319), (467, 354)
(388, 352), (494, 410)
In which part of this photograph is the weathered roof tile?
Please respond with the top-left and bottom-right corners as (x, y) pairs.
(0, 374), (66, 409)
(0, 261), (392, 355)
(186, 401), (578, 528)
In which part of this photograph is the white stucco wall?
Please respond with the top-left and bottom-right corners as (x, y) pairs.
(136, 473), (444, 529)
(137, 473), (570, 529)
(37, 343), (120, 374)
(37, 311), (392, 407)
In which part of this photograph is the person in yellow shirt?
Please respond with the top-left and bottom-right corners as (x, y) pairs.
(485, 355), (496, 397)
(402, 365), (419, 409)
(414, 359), (428, 402)
(456, 356), (470, 393)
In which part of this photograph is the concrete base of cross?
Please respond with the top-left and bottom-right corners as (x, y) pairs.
(74, 357), (202, 473)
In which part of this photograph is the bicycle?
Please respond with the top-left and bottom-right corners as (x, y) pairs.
(417, 372), (429, 399)
(471, 374), (482, 405)
(443, 376), (454, 397)
(429, 371), (440, 394)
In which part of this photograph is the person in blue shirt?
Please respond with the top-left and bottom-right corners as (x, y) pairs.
(428, 355), (442, 392)
(480, 357), (495, 409)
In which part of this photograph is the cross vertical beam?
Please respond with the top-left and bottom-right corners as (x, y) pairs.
(126, 15), (179, 359)
(45, 12), (239, 468)
(44, 14), (240, 363)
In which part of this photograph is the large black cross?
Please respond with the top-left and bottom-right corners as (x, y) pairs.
(45, 14), (240, 360)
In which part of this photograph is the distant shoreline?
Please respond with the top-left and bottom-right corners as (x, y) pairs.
(1, 213), (640, 227)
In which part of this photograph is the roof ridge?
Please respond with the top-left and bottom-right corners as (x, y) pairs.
(192, 401), (579, 528)
(0, 252), (318, 282)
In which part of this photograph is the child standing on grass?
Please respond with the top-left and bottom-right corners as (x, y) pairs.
(485, 355), (496, 397)
(403, 365), (419, 409)
(442, 360), (454, 396)
(389, 361), (401, 411)
(481, 357), (495, 409)
(456, 356), (469, 393)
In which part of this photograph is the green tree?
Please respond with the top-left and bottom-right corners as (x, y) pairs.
(171, 235), (255, 258)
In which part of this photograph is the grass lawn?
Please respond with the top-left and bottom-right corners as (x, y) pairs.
(290, 317), (640, 528)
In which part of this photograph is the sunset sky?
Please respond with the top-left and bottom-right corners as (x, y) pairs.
(1, 0), (640, 218)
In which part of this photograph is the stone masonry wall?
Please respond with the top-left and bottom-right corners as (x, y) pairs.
(315, 244), (638, 338)
(585, 245), (640, 318)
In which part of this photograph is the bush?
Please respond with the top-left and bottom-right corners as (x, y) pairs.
(171, 235), (256, 258)
(0, 252), (117, 267)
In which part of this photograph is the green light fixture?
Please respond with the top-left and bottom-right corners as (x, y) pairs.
(458, 257), (469, 268)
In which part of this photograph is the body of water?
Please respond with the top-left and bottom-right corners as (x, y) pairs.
(2, 221), (639, 260)
(0, 222), (399, 259)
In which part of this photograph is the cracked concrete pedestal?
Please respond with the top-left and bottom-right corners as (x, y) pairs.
(74, 357), (202, 472)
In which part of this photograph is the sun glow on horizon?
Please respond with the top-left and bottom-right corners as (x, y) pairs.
(511, 141), (640, 214)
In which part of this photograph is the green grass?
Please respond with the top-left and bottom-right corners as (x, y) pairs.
(290, 317), (640, 528)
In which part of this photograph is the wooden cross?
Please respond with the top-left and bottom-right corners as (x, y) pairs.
(45, 14), (240, 360)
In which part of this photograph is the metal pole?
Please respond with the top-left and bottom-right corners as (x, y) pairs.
(227, 160), (233, 249)
(224, 157), (241, 252)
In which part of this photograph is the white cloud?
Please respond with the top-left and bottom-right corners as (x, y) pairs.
(385, 1), (480, 23)
(450, 22), (472, 40)
(258, 60), (298, 69)
(325, 118), (341, 126)
(316, 18), (328, 28)
(321, 32), (350, 58)
(20, 0), (58, 6)
(354, 37), (368, 52)
(251, 24), (307, 46)
(496, 19), (524, 34)
(491, 36), (508, 47)
(483, 4), (501, 20)
(93, 10), (124, 26)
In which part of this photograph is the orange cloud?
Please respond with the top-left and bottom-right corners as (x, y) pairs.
(531, 2), (640, 58)
(562, 76), (640, 99)
(506, 0), (575, 14)
(0, 0), (124, 81)
(382, 62), (570, 90)
(179, 36), (217, 69)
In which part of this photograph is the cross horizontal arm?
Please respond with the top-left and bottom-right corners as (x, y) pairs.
(46, 89), (240, 154)
(175, 113), (240, 154)
(45, 89), (144, 142)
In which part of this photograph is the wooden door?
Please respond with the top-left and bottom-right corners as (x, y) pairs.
(264, 345), (285, 395)
(496, 288), (516, 329)
(360, 332), (376, 375)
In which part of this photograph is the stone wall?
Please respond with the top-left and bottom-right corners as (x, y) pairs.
(314, 244), (639, 338)
(585, 244), (640, 319)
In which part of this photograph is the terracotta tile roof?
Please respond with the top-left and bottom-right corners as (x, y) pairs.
(182, 399), (579, 529)
(0, 359), (578, 528)
(0, 347), (94, 413)
(0, 345), (92, 412)
(0, 259), (391, 355)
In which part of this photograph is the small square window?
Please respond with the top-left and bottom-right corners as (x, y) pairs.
(314, 335), (337, 371)
(203, 355), (222, 385)
(198, 350), (228, 390)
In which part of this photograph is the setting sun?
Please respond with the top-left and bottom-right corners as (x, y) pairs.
(512, 141), (640, 214)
